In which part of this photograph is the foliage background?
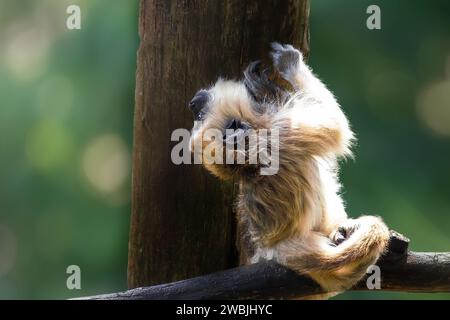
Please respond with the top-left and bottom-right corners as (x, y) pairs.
(0, 0), (449, 299)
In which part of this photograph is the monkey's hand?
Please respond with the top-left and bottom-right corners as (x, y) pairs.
(270, 42), (304, 87)
(330, 220), (359, 246)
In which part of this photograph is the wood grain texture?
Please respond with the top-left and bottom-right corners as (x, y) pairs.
(128, 0), (310, 288)
(82, 232), (450, 299)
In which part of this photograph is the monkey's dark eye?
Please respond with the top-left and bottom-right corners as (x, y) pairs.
(188, 90), (210, 120)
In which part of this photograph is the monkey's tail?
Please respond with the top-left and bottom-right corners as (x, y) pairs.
(278, 215), (390, 292)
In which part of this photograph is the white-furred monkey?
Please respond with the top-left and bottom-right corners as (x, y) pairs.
(187, 43), (390, 298)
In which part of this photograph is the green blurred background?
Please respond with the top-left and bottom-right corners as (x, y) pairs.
(0, 0), (449, 299)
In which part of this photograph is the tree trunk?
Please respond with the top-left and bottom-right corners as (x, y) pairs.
(128, 0), (310, 288)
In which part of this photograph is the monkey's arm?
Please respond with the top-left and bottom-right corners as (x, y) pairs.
(277, 101), (354, 157)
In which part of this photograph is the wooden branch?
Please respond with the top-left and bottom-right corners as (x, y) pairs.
(77, 231), (450, 299)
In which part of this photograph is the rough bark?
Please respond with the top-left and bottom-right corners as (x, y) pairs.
(128, 0), (310, 288)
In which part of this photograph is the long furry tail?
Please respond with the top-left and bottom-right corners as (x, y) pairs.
(278, 215), (390, 292)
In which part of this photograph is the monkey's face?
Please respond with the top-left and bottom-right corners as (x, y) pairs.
(188, 79), (272, 180)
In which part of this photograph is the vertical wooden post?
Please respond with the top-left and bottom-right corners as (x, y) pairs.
(128, 0), (310, 288)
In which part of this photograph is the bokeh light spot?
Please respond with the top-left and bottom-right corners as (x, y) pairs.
(82, 134), (130, 195)
(4, 22), (50, 81)
(416, 81), (450, 137)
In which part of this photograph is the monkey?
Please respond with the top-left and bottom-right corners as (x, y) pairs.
(187, 43), (390, 297)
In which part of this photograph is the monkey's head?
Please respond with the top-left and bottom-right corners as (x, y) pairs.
(188, 61), (288, 180)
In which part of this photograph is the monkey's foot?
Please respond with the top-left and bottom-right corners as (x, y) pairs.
(270, 42), (303, 82)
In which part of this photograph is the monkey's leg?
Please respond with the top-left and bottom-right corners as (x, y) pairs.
(270, 43), (354, 157)
(279, 216), (389, 292)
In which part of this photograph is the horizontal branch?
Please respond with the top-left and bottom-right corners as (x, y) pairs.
(78, 231), (450, 299)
